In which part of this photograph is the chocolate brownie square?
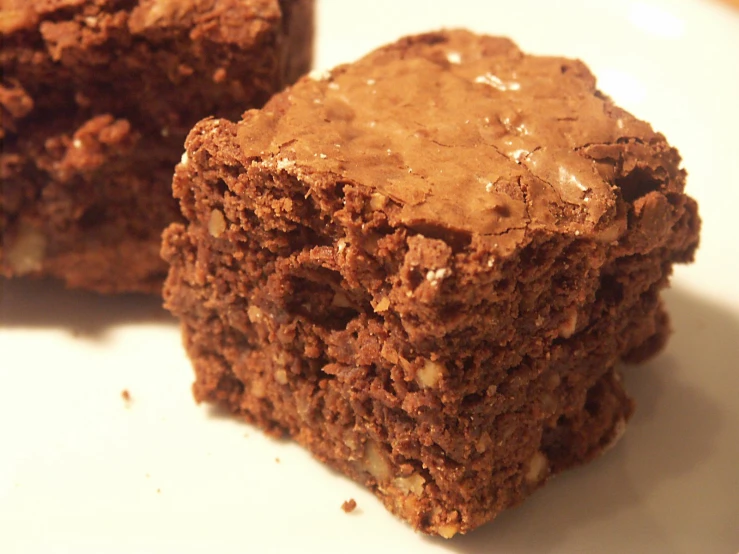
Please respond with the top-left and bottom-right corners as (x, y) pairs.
(162, 30), (700, 536)
(0, 0), (314, 293)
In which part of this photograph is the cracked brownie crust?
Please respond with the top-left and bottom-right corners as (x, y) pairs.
(0, 0), (314, 293)
(162, 30), (700, 536)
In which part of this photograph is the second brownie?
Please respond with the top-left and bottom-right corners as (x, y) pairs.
(0, 0), (314, 293)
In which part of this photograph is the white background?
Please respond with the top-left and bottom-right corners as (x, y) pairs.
(1, 0), (738, 552)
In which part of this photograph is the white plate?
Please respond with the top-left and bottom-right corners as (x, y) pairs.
(1, 0), (738, 552)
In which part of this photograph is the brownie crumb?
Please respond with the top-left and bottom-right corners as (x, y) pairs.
(121, 389), (132, 404)
(342, 499), (357, 513)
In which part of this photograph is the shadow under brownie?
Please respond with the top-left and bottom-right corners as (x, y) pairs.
(162, 30), (700, 536)
(0, 0), (314, 293)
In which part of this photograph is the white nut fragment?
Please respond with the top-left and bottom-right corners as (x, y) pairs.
(247, 305), (264, 323)
(343, 432), (358, 455)
(380, 342), (399, 365)
(295, 394), (312, 421)
(525, 451), (548, 484)
(416, 359), (443, 389)
(373, 296), (390, 313)
(331, 291), (353, 308)
(369, 192), (387, 210)
(208, 208), (226, 237)
(602, 418), (628, 453)
(558, 309), (578, 338)
(596, 219), (626, 243)
(446, 51), (462, 64)
(363, 441), (391, 482)
(437, 523), (460, 539)
(273, 351), (288, 366)
(393, 473), (425, 496)
(6, 223), (46, 274)
(276, 157), (295, 171)
(274, 369), (288, 386)
(428, 507), (461, 538)
(180, 151), (189, 166)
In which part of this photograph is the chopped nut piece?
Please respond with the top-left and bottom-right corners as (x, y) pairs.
(417, 359), (443, 388)
(437, 523), (460, 539)
(213, 67), (227, 83)
(363, 440), (391, 481)
(596, 219), (626, 243)
(343, 432), (358, 454)
(558, 309), (578, 338)
(525, 451), (548, 483)
(331, 291), (353, 308)
(247, 305), (264, 323)
(393, 473), (425, 496)
(374, 296), (390, 312)
(380, 342), (399, 364)
(274, 369), (288, 385)
(275, 369), (287, 385)
(208, 209), (227, 237)
(369, 192), (387, 210)
(602, 417), (628, 452)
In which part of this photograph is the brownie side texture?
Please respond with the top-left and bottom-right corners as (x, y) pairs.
(162, 30), (700, 536)
(0, 0), (314, 293)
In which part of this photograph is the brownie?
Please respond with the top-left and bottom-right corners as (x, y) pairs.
(162, 30), (700, 536)
(0, 0), (314, 293)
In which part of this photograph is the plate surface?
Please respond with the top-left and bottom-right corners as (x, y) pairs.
(1, 0), (738, 552)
